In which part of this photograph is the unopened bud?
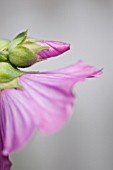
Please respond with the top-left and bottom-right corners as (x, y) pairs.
(0, 31), (70, 68)
(9, 46), (37, 67)
(8, 31), (48, 67)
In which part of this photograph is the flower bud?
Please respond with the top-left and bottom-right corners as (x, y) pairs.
(0, 31), (70, 68)
(9, 45), (37, 67)
(0, 62), (23, 83)
(25, 38), (70, 60)
(8, 31), (48, 67)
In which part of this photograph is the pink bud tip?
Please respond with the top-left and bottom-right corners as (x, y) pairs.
(37, 41), (70, 59)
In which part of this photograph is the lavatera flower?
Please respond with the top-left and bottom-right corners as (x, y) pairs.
(0, 31), (102, 169)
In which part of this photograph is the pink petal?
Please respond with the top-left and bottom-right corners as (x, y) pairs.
(0, 61), (102, 155)
(37, 41), (70, 59)
(0, 155), (11, 170)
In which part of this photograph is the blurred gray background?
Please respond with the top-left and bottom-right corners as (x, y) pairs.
(0, 0), (113, 170)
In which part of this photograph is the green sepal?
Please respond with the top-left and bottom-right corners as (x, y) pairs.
(25, 37), (43, 43)
(0, 39), (10, 50)
(0, 78), (23, 90)
(9, 30), (28, 49)
(9, 45), (37, 67)
(22, 42), (49, 54)
(0, 62), (23, 83)
(0, 50), (9, 61)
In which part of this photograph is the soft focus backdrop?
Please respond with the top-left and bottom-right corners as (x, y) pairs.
(0, 0), (112, 170)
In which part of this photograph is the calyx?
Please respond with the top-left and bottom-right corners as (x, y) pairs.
(0, 61), (24, 89)
(0, 62), (23, 83)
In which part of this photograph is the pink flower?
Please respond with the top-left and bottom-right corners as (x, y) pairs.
(0, 60), (102, 156)
(37, 41), (70, 59)
(0, 31), (102, 170)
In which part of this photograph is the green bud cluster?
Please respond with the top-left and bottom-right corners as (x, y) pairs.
(0, 30), (48, 88)
(0, 30), (48, 67)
